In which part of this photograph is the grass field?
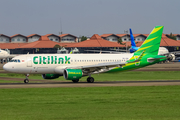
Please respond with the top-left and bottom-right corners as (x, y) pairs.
(0, 80), (22, 83)
(0, 71), (180, 83)
(0, 86), (180, 120)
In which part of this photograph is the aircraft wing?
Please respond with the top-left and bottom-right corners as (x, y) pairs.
(171, 51), (180, 54)
(159, 51), (180, 61)
(160, 51), (180, 55)
(67, 61), (126, 73)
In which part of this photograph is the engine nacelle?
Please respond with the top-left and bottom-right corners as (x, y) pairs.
(42, 74), (60, 79)
(168, 54), (175, 61)
(63, 69), (82, 80)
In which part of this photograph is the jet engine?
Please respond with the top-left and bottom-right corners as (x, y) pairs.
(42, 74), (61, 79)
(168, 54), (175, 61)
(63, 69), (82, 80)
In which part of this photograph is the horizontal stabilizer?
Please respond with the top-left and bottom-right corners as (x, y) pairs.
(147, 55), (167, 62)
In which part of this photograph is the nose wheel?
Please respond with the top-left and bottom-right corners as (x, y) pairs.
(24, 74), (29, 83)
(24, 79), (29, 83)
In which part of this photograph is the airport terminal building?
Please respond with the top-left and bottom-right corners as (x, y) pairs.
(0, 33), (180, 54)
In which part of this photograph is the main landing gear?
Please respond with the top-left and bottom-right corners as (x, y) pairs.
(71, 74), (95, 83)
(24, 74), (29, 83)
(72, 77), (94, 83)
(87, 77), (94, 83)
(87, 73), (94, 83)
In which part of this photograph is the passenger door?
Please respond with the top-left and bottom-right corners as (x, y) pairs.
(27, 56), (32, 67)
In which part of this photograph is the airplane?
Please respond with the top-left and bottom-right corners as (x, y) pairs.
(70, 48), (80, 54)
(3, 26), (167, 83)
(0, 49), (14, 59)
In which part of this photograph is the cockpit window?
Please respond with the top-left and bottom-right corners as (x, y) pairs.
(9, 59), (21, 63)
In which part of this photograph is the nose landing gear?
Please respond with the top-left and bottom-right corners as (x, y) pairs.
(24, 74), (29, 83)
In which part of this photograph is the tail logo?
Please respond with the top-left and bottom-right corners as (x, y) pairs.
(135, 61), (140, 66)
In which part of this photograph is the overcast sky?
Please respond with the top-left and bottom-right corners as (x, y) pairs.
(0, 0), (179, 37)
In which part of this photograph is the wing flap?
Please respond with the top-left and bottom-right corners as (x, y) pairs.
(67, 61), (126, 73)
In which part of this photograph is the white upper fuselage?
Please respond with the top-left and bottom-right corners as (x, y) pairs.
(0, 50), (10, 59)
(3, 53), (133, 74)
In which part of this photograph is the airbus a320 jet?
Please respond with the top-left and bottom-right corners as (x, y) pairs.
(3, 26), (167, 83)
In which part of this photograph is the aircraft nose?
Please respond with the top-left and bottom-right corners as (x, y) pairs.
(3, 63), (12, 72)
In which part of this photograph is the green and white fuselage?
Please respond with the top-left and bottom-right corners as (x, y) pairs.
(3, 53), (134, 74)
(3, 26), (166, 83)
(3, 53), (165, 74)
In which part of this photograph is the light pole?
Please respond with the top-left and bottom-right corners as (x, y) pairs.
(124, 30), (128, 52)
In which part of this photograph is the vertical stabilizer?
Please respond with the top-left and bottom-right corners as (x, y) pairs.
(134, 26), (164, 56)
(130, 28), (136, 47)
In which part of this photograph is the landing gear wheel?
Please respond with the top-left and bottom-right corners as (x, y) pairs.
(72, 79), (79, 83)
(24, 74), (29, 83)
(87, 77), (94, 83)
(24, 79), (29, 83)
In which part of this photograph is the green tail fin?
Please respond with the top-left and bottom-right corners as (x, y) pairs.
(134, 26), (164, 56)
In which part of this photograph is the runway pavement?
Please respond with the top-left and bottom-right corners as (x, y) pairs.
(1, 80), (180, 89)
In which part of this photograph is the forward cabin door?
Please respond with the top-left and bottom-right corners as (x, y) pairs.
(27, 56), (32, 67)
